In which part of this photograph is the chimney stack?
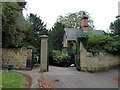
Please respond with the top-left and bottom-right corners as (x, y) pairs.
(80, 14), (89, 32)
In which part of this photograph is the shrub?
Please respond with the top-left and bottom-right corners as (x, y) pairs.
(67, 42), (76, 64)
(51, 50), (71, 67)
(78, 32), (120, 55)
(87, 34), (114, 55)
(104, 38), (120, 55)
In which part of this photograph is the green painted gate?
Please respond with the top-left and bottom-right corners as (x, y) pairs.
(31, 51), (40, 68)
(75, 38), (80, 71)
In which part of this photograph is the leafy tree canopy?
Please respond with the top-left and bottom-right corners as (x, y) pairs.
(110, 19), (120, 37)
(56, 11), (94, 29)
(2, 2), (27, 48)
(48, 22), (65, 50)
(78, 31), (120, 55)
(22, 13), (48, 50)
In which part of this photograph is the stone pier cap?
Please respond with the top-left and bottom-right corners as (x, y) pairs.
(40, 35), (48, 38)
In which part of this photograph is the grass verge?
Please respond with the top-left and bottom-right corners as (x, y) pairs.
(2, 71), (25, 88)
(0, 71), (2, 89)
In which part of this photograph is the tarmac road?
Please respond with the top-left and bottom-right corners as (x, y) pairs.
(44, 66), (118, 88)
(16, 65), (119, 88)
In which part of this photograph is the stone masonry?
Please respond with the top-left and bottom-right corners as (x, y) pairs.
(80, 42), (120, 72)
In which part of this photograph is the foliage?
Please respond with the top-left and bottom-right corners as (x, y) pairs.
(51, 50), (71, 67)
(39, 74), (54, 88)
(87, 33), (113, 52)
(104, 38), (120, 55)
(78, 33), (89, 48)
(48, 22), (65, 64)
(75, 40), (80, 71)
(19, 42), (31, 49)
(109, 18), (120, 54)
(2, 71), (25, 88)
(67, 41), (76, 54)
(48, 22), (65, 50)
(2, 2), (27, 48)
(17, 2), (27, 9)
(110, 19), (120, 36)
(78, 31), (120, 55)
(24, 13), (48, 50)
(27, 13), (48, 35)
(57, 11), (94, 29)
(67, 41), (76, 64)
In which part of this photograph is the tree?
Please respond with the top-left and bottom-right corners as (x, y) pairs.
(23, 13), (48, 50)
(2, 2), (27, 48)
(56, 11), (94, 29)
(110, 19), (120, 36)
(48, 22), (65, 50)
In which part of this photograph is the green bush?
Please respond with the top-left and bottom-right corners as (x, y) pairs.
(51, 50), (71, 67)
(87, 34), (114, 55)
(104, 38), (120, 55)
(67, 42), (76, 64)
(78, 32), (120, 55)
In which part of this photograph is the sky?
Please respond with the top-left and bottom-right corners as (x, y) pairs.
(23, 0), (120, 32)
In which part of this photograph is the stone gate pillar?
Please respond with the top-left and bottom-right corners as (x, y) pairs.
(40, 35), (48, 72)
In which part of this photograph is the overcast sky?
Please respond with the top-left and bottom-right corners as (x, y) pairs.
(23, 0), (120, 32)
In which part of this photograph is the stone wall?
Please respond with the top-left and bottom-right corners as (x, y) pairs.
(2, 48), (27, 69)
(80, 42), (120, 72)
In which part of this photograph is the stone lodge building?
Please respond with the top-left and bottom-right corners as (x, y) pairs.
(62, 15), (105, 53)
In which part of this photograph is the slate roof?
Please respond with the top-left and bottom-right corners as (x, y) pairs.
(64, 28), (105, 41)
(64, 28), (84, 41)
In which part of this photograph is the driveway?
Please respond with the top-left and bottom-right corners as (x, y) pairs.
(16, 66), (119, 88)
(45, 66), (118, 88)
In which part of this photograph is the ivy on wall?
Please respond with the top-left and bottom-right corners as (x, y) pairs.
(77, 32), (120, 55)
